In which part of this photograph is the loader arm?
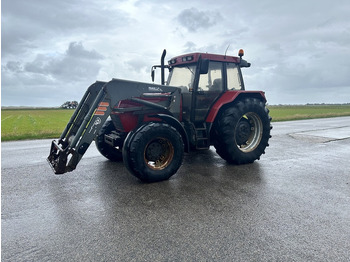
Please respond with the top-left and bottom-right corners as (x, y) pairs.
(47, 78), (181, 174)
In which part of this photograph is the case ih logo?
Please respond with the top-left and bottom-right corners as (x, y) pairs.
(148, 86), (163, 92)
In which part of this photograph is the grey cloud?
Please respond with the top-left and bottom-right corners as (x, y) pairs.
(2, 61), (23, 73)
(2, 0), (130, 56)
(177, 7), (222, 32)
(3, 0), (128, 31)
(183, 42), (197, 53)
(2, 42), (104, 106)
(181, 41), (229, 56)
(65, 42), (104, 60)
(23, 42), (103, 81)
(125, 58), (149, 73)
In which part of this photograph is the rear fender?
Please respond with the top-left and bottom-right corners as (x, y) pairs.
(206, 90), (267, 123)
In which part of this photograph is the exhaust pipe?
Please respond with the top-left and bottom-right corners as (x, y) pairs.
(161, 49), (166, 85)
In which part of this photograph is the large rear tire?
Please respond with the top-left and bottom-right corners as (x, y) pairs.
(213, 98), (272, 164)
(122, 122), (184, 182)
(96, 119), (123, 161)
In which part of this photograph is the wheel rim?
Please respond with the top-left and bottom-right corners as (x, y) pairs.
(144, 137), (174, 170)
(235, 112), (263, 152)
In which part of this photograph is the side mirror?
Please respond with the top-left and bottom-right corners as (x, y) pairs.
(200, 59), (209, 74)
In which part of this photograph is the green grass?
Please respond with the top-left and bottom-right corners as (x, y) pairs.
(1, 109), (74, 141)
(268, 104), (350, 121)
(2, 105), (350, 141)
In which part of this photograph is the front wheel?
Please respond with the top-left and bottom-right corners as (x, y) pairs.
(213, 98), (272, 164)
(122, 122), (184, 183)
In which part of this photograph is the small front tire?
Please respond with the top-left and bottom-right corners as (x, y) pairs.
(122, 122), (184, 182)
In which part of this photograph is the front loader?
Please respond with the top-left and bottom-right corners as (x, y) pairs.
(48, 49), (272, 182)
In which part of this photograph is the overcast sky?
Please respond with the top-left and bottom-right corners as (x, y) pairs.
(2, 0), (350, 106)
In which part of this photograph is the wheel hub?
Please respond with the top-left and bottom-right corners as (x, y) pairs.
(145, 140), (163, 161)
(144, 138), (174, 170)
(235, 118), (252, 145)
(235, 113), (263, 152)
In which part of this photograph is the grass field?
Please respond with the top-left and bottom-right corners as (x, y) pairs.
(268, 104), (350, 121)
(2, 105), (350, 141)
(1, 109), (74, 141)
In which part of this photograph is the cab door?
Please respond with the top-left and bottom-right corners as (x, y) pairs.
(191, 61), (224, 123)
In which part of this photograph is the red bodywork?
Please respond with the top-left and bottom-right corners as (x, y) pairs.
(111, 94), (172, 132)
(113, 90), (267, 132)
(206, 90), (267, 123)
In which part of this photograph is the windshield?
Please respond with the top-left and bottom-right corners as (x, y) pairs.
(167, 65), (196, 92)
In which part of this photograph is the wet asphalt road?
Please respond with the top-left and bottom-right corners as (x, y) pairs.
(2, 117), (350, 262)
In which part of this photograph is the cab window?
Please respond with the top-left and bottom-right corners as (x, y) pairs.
(226, 63), (241, 90)
(198, 61), (223, 92)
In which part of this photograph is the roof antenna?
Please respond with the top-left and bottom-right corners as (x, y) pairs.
(224, 44), (230, 58)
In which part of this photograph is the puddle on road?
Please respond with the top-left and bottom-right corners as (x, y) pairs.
(289, 126), (350, 143)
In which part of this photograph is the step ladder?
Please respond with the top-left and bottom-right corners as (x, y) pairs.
(195, 124), (210, 150)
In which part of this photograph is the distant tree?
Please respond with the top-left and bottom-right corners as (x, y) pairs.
(61, 101), (78, 109)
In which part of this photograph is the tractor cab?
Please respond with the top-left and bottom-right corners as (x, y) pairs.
(165, 51), (251, 123)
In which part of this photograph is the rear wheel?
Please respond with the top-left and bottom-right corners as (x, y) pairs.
(96, 119), (124, 161)
(213, 98), (272, 164)
(122, 122), (184, 182)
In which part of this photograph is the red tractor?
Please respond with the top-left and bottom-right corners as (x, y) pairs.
(48, 49), (272, 182)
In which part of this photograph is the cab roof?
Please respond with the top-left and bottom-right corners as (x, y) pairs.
(168, 52), (241, 66)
